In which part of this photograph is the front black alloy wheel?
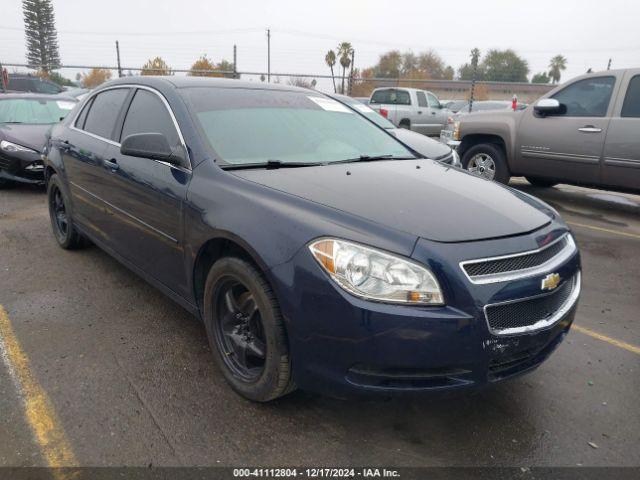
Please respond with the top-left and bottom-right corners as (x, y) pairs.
(47, 174), (87, 249)
(203, 257), (295, 402)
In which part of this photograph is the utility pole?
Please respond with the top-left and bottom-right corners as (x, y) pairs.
(469, 48), (481, 113)
(267, 28), (271, 83)
(115, 40), (122, 78)
(0, 61), (6, 92)
(607, 58), (612, 70)
(233, 44), (237, 79)
(347, 49), (355, 96)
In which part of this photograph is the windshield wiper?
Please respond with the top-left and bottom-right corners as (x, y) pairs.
(329, 154), (416, 165)
(220, 159), (325, 170)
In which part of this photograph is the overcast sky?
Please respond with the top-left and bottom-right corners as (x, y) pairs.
(1, 0), (638, 91)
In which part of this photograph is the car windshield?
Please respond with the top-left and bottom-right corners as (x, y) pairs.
(0, 98), (76, 124)
(185, 88), (414, 166)
(331, 95), (396, 129)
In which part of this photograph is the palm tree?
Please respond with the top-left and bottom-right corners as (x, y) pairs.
(325, 50), (337, 93)
(548, 55), (567, 84)
(337, 42), (353, 94)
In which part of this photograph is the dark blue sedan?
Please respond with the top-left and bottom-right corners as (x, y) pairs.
(44, 77), (581, 401)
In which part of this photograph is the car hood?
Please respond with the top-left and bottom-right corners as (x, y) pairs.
(0, 123), (52, 152)
(231, 160), (551, 243)
(389, 129), (451, 159)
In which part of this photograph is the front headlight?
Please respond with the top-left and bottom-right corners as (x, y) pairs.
(309, 238), (444, 305)
(0, 140), (38, 154)
(452, 121), (461, 141)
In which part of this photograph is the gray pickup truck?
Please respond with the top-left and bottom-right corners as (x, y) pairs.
(369, 87), (451, 136)
(441, 68), (640, 193)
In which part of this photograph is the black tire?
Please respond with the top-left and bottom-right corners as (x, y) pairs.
(399, 120), (411, 130)
(462, 143), (510, 184)
(47, 174), (87, 249)
(203, 257), (295, 402)
(526, 176), (558, 188)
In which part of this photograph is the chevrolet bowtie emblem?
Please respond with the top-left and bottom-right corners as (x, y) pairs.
(541, 273), (561, 291)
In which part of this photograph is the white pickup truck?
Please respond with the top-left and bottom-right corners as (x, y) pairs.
(368, 87), (451, 136)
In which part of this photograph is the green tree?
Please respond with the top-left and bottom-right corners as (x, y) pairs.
(416, 50), (448, 78)
(375, 50), (402, 78)
(337, 42), (353, 94)
(548, 55), (567, 84)
(325, 50), (337, 93)
(140, 57), (172, 76)
(22, 0), (60, 73)
(531, 72), (550, 84)
(480, 49), (529, 82)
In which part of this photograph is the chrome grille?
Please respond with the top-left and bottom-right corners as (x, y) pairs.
(485, 273), (579, 335)
(461, 234), (575, 284)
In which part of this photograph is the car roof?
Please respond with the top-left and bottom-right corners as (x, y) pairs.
(0, 92), (77, 102)
(103, 75), (314, 93)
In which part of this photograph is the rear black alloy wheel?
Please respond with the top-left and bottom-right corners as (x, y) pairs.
(47, 174), (87, 249)
(214, 278), (267, 381)
(203, 257), (294, 401)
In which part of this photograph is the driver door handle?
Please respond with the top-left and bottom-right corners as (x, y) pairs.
(578, 126), (602, 133)
(104, 158), (119, 171)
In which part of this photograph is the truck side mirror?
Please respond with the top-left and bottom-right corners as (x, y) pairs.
(534, 98), (565, 117)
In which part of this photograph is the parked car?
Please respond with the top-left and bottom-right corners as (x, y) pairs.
(63, 87), (90, 101)
(353, 97), (370, 105)
(441, 99), (468, 113)
(44, 77), (581, 401)
(453, 100), (527, 117)
(329, 93), (460, 166)
(0, 93), (77, 186)
(4, 73), (64, 94)
(368, 87), (451, 136)
(440, 68), (640, 192)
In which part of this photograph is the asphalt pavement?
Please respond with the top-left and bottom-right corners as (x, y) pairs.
(0, 179), (638, 469)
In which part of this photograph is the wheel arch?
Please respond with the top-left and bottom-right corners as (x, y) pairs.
(458, 134), (507, 160)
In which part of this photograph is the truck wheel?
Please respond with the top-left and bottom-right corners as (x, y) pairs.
(526, 176), (558, 188)
(399, 120), (410, 130)
(462, 144), (510, 184)
(203, 257), (295, 402)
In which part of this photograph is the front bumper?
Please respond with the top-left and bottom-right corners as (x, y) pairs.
(439, 129), (460, 148)
(269, 225), (580, 398)
(0, 150), (45, 185)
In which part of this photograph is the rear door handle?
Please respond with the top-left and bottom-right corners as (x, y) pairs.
(104, 158), (119, 171)
(578, 126), (602, 133)
(417, 110), (422, 114)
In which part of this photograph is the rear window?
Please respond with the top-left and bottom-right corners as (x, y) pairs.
(370, 89), (411, 106)
(82, 88), (129, 140)
(621, 75), (640, 118)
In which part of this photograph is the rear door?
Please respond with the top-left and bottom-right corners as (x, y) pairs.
(102, 87), (191, 297)
(514, 75), (618, 184)
(602, 72), (640, 190)
(427, 91), (448, 135)
(413, 90), (431, 135)
(62, 87), (131, 244)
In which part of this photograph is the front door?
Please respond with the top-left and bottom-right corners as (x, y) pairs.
(101, 88), (191, 297)
(514, 75), (617, 184)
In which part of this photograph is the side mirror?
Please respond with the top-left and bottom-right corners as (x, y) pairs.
(120, 133), (183, 165)
(534, 98), (565, 116)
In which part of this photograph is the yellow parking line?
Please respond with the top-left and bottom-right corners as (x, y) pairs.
(573, 324), (640, 356)
(0, 305), (77, 468)
(567, 221), (640, 240)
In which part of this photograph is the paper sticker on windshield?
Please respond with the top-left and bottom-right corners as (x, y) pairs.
(354, 104), (375, 113)
(307, 96), (352, 113)
(57, 101), (75, 110)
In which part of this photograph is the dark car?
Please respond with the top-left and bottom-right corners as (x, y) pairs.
(5, 74), (64, 94)
(329, 93), (460, 166)
(44, 77), (581, 402)
(0, 93), (77, 186)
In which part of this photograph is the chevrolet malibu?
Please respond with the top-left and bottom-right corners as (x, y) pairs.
(44, 77), (581, 401)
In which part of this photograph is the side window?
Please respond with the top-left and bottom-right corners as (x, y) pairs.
(74, 98), (93, 129)
(36, 80), (63, 94)
(427, 92), (441, 109)
(8, 78), (30, 92)
(395, 90), (411, 105)
(621, 75), (640, 118)
(416, 91), (428, 108)
(83, 89), (129, 140)
(120, 89), (179, 146)
(371, 89), (393, 104)
(552, 76), (616, 117)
